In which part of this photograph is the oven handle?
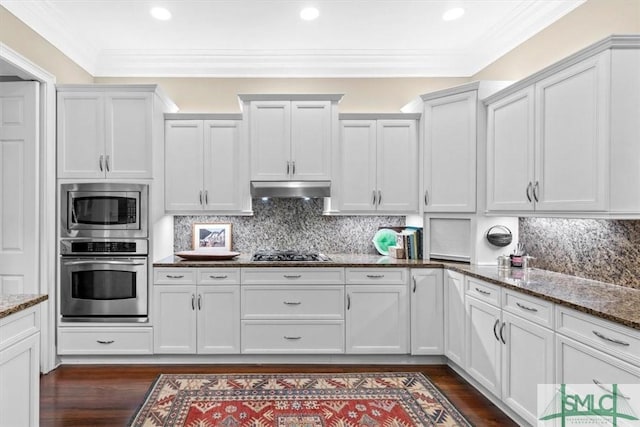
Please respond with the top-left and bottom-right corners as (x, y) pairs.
(62, 260), (146, 266)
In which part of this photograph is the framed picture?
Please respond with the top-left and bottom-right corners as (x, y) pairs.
(192, 223), (232, 250)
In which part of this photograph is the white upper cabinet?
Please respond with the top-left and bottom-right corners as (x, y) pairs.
(240, 95), (342, 182)
(334, 114), (419, 214)
(165, 115), (248, 213)
(486, 37), (640, 215)
(57, 85), (174, 179)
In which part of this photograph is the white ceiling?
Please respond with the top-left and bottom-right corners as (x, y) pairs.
(1, 0), (585, 77)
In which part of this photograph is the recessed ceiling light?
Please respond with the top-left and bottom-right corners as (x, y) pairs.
(150, 7), (172, 21)
(442, 7), (465, 21)
(300, 7), (320, 21)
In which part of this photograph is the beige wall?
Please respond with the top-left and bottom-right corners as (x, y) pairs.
(473, 0), (640, 81)
(0, 6), (92, 83)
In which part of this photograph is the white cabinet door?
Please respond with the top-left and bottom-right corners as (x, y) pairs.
(291, 101), (331, 180)
(423, 91), (477, 212)
(197, 286), (241, 354)
(104, 92), (153, 179)
(338, 120), (377, 212)
(486, 87), (536, 211)
(444, 270), (465, 367)
(501, 311), (555, 425)
(250, 100), (291, 180)
(465, 295), (502, 397)
(346, 285), (409, 354)
(153, 285), (197, 353)
(0, 333), (39, 427)
(203, 120), (242, 211)
(165, 120), (205, 211)
(410, 269), (444, 355)
(57, 92), (105, 178)
(534, 51), (610, 212)
(376, 120), (418, 213)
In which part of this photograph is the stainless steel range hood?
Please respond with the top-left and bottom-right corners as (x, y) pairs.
(250, 181), (331, 198)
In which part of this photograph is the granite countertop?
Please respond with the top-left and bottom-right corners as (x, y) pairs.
(154, 253), (640, 331)
(0, 294), (48, 320)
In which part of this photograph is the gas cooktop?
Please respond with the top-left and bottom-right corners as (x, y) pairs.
(251, 250), (331, 262)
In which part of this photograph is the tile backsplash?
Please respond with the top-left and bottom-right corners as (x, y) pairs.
(174, 198), (404, 254)
(519, 218), (640, 290)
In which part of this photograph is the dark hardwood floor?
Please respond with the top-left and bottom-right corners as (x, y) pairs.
(40, 364), (517, 426)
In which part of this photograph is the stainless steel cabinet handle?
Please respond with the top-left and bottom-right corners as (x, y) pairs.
(191, 294), (195, 310)
(204, 190), (208, 205)
(366, 274), (384, 279)
(593, 380), (630, 399)
(493, 318), (500, 342)
(284, 336), (302, 340)
(412, 277), (417, 293)
(475, 287), (491, 296)
(209, 275), (228, 279)
(97, 340), (114, 344)
(199, 190), (203, 205)
(64, 260), (145, 266)
(424, 190), (429, 206)
(283, 301), (301, 305)
(499, 322), (506, 344)
(533, 181), (539, 202)
(286, 161), (290, 175)
(283, 274), (302, 279)
(526, 182), (533, 202)
(377, 190), (382, 206)
(592, 330), (630, 346)
(372, 190), (377, 206)
(197, 294), (202, 310)
(347, 294), (351, 310)
(292, 161), (296, 175)
(167, 274), (184, 279)
(105, 155), (110, 172)
(516, 302), (538, 312)
(99, 154), (104, 172)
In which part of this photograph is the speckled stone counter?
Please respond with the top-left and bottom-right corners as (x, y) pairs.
(154, 254), (640, 331)
(0, 294), (48, 320)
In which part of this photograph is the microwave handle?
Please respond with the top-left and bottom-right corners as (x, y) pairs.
(63, 260), (145, 266)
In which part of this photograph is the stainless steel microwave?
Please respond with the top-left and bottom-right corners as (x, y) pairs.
(61, 183), (148, 239)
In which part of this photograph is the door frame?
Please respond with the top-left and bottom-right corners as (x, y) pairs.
(1, 42), (57, 373)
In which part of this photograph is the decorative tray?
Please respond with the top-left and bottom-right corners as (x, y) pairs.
(175, 250), (241, 261)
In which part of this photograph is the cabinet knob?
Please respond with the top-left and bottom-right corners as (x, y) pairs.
(493, 318), (500, 342)
(166, 275), (184, 279)
(424, 190), (429, 206)
(209, 275), (228, 279)
(533, 181), (540, 202)
(96, 340), (114, 345)
(526, 182), (533, 203)
(292, 161), (296, 175)
(105, 155), (110, 172)
(99, 154), (104, 172)
(366, 274), (384, 279)
(377, 190), (382, 206)
(283, 301), (302, 305)
(284, 336), (302, 340)
(283, 274), (302, 279)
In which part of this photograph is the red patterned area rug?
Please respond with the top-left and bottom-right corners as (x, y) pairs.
(128, 372), (472, 427)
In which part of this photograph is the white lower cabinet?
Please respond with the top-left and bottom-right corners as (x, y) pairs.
(465, 294), (502, 395)
(0, 305), (41, 427)
(58, 327), (153, 354)
(410, 269), (444, 354)
(153, 268), (240, 354)
(444, 270), (465, 366)
(345, 268), (409, 354)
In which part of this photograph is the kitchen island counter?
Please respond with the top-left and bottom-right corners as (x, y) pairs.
(155, 254), (640, 330)
(0, 294), (48, 320)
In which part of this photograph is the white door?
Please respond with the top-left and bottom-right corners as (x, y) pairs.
(465, 296), (502, 397)
(56, 91), (104, 178)
(203, 120), (241, 211)
(0, 81), (38, 293)
(0, 333), (39, 427)
(197, 286), (241, 354)
(165, 120), (204, 211)
(444, 270), (465, 367)
(153, 286), (197, 353)
(410, 269), (444, 355)
(424, 91), (477, 212)
(345, 285), (409, 354)
(291, 101), (331, 180)
(104, 92), (152, 179)
(250, 101), (291, 180)
(534, 51), (610, 212)
(486, 87), (535, 212)
(338, 120), (377, 212)
(376, 120), (418, 213)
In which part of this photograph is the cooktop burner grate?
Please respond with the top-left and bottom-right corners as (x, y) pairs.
(251, 250), (331, 262)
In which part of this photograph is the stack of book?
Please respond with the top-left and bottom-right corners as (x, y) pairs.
(396, 227), (423, 260)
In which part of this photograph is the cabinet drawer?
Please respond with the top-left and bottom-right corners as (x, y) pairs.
(154, 268), (196, 284)
(0, 306), (40, 350)
(346, 268), (407, 285)
(58, 327), (153, 355)
(465, 276), (501, 306)
(198, 268), (240, 285)
(241, 321), (344, 353)
(556, 306), (640, 367)
(242, 268), (344, 285)
(242, 286), (344, 319)
(502, 289), (554, 328)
